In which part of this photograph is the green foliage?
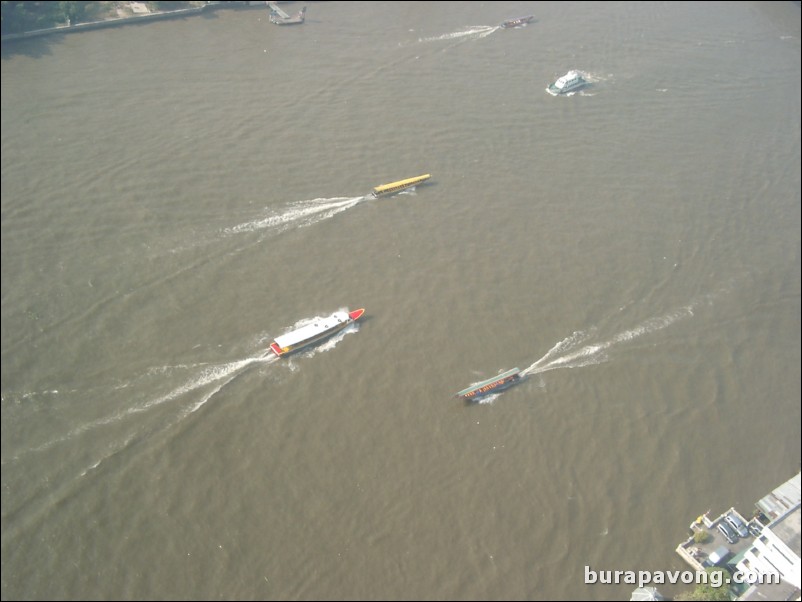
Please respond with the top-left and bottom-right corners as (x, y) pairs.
(675, 567), (731, 601)
(1, 1), (202, 33)
(693, 529), (711, 544)
(2, 1), (65, 34)
(59, 2), (89, 24)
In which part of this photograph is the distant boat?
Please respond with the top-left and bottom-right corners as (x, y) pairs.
(501, 15), (534, 29)
(270, 308), (365, 357)
(455, 368), (523, 401)
(267, 2), (307, 25)
(372, 174), (431, 198)
(547, 70), (588, 95)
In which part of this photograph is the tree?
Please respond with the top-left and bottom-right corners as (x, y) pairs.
(674, 567), (731, 601)
(1, 1), (66, 34)
(59, 1), (88, 25)
(693, 530), (711, 544)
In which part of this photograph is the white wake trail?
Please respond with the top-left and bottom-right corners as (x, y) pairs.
(138, 354), (275, 412)
(418, 25), (498, 43)
(20, 353), (277, 457)
(224, 196), (366, 235)
(521, 304), (696, 377)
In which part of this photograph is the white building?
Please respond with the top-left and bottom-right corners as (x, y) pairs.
(736, 472), (801, 598)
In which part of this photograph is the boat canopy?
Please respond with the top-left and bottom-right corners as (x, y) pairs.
(555, 71), (582, 88)
(456, 368), (521, 398)
(274, 311), (350, 349)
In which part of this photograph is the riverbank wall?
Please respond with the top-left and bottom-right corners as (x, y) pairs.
(0, 3), (239, 42)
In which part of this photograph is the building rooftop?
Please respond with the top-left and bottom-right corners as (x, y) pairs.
(738, 579), (800, 601)
(677, 472), (802, 600)
(757, 472), (801, 522)
(768, 505), (801, 558)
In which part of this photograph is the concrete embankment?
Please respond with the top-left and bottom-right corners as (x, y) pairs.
(1, 3), (229, 42)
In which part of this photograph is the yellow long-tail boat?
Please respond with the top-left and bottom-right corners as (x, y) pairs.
(371, 174), (431, 198)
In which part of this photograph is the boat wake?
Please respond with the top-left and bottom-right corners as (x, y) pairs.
(468, 300), (706, 404)
(13, 352), (278, 460)
(473, 392), (502, 405)
(3, 307), (369, 523)
(417, 25), (498, 44)
(521, 304), (697, 378)
(0, 347), (281, 541)
(145, 353), (278, 417)
(81, 353), (273, 467)
(224, 196), (367, 236)
(8, 304), (371, 469)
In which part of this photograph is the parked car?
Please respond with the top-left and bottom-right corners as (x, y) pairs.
(718, 521), (739, 544)
(726, 513), (750, 538)
(748, 520), (763, 538)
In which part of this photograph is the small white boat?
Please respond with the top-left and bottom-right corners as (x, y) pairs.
(547, 70), (588, 96)
(270, 308), (365, 357)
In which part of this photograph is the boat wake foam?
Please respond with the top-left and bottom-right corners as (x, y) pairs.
(473, 392), (502, 405)
(0, 348), (279, 535)
(417, 25), (498, 44)
(12, 351), (277, 461)
(224, 196), (366, 236)
(467, 295), (720, 404)
(521, 303), (697, 378)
